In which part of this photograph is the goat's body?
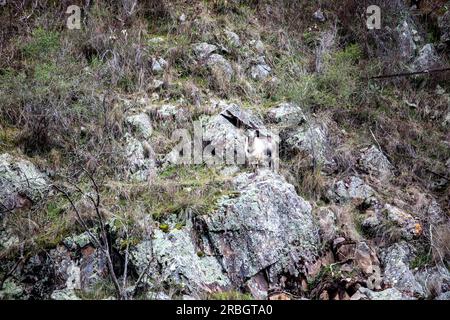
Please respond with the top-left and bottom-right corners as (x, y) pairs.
(245, 132), (276, 170)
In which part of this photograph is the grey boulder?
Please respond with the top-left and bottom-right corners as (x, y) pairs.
(201, 170), (320, 298)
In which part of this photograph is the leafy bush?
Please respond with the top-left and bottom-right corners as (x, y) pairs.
(22, 28), (60, 59)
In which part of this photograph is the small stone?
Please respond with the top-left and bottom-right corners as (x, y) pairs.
(267, 102), (306, 126)
(250, 63), (271, 80)
(313, 9), (326, 22)
(225, 30), (241, 47)
(151, 57), (168, 74)
(207, 54), (234, 85)
(126, 113), (153, 139)
(254, 40), (265, 54)
(193, 43), (218, 60)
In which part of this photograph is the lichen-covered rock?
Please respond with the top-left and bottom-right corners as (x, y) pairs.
(414, 265), (450, 298)
(327, 176), (375, 203)
(361, 214), (381, 233)
(131, 228), (231, 297)
(353, 287), (414, 300)
(151, 57), (168, 74)
(383, 204), (422, 240)
(125, 113), (153, 139)
(252, 40), (265, 55)
(381, 242), (425, 297)
(249, 57), (271, 81)
(358, 145), (393, 180)
(206, 54), (234, 87)
(313, 9), (326, 22)
(47, 242), (107, 298)
(224, 30), (241, 47)
(202, 103), (267, 165)
(436, 292), (450, 300)
(63, 232), (92, 250)
(123, 134), (156, 182)
(49, 246), (80, 291)
(50, 288), (81, 300)
(396, 20), (419, 61)
(354, 242), (380, 275)
(411, 44), (440, 71)
(0, 153), (49, 212)
(0, 279), (25, 299)
(283, 121), (329, 164)
(202, 170), (320, 298)
(267, 102), (306, 126)
(151, 104), (188, 121)
(192, 43), (218, 60)
(0, 227), (19, 252)
(49, 247), (82, 300)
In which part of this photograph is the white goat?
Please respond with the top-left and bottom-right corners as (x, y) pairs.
(245, 130), (277, 170)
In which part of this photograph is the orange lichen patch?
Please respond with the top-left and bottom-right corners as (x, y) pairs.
(414, 223), (423, 236)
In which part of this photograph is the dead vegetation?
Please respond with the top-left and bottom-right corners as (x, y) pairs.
(0, 0), (449, 300)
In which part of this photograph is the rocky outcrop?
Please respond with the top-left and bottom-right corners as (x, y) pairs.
(151, 57), (168, 74)
(131, 227), (230, 298)
(315, 207), (337, 243)
(202, 102), (269, 165)
(0, 279), (25, 299)
(201, 170), (320, 299)
(224, 30), (241, 48)
(396, 20), (420, 61)
(380, 242), (450, 299)
(414, 265), (450, 298)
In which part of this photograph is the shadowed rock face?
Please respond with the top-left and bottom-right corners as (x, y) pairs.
(201, 169), (319, 298)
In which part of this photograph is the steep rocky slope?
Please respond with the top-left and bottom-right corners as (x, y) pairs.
(0, 0), (449, 300)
